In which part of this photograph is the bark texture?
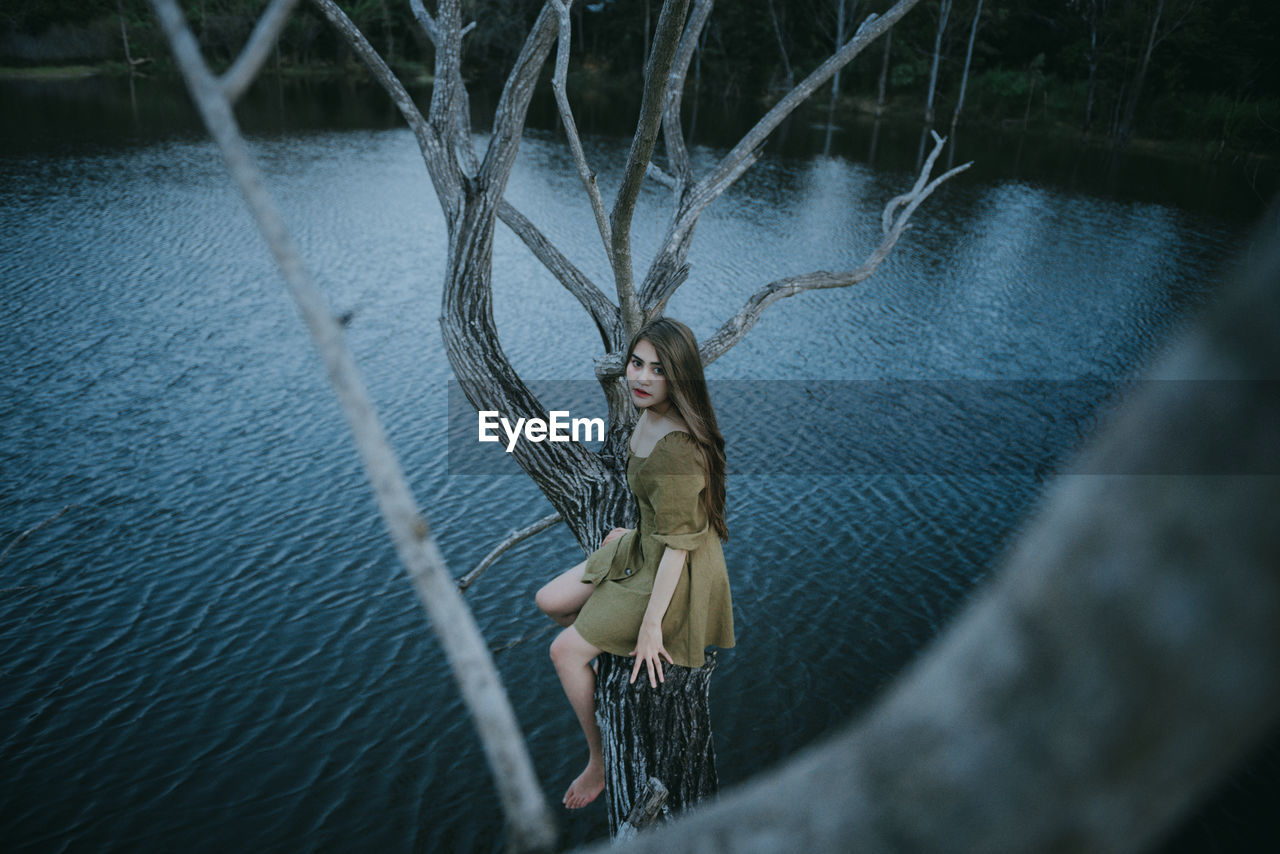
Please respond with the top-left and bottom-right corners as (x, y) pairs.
(595, 652), (719, 839)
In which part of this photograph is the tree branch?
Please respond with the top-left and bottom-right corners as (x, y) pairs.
(637, 1), (915, 317)
(408, 0), (439, 44)
(221, 0), (300, 103)
(458, 513), (563, 592)
(646, 162), (679, 190)
(148, 3), (555, 850)
(309, 0), (462, 217)
(478, 4), (559, 201)
(427, 0), (462, 139)
(610, 0), (692, 339)
(881, 129), (949, 235)
(409, 0), (481, 177)
(690, 1), (917, 224)
(701, 132), (970, 366)
(496, 199), (616, 344)
(662, 0), (714, 189)
(548, 0), (613, 259)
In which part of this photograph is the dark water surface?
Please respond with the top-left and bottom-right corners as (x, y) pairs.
(0, 75), (1270, 851)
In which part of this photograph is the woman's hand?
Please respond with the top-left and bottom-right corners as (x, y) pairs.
(601, 527), (630, 547)
(628, 620), (673, 688)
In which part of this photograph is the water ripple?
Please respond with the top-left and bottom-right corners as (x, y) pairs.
(0, 121), (1243, 853)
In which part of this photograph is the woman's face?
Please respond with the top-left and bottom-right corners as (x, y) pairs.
(626, 339), (670, 414)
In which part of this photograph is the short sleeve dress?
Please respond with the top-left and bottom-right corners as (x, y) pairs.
(572, 431), (735, 668)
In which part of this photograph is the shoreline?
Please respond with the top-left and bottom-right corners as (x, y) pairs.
(0, 64), (103, 80)
(3, 61), (1273, 172)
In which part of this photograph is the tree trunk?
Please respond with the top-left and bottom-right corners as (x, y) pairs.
(118, 0), (135, 71)
(923, 0), (953, 125)
(876, 26), (892, 117)
(156, 1), (962, 849)
(1082, 0), (1100, 138)
(1117, 0), (1164, 148)
(1022, 63), (1035, 129)
(766, 0), (795, 90)
(595, 652), (719, 839)
(644, 0), (651, 70)
(828, 0), (851, 107)
(380, 0), (394, 65)
(823, 0), (851, 155)
(948, 0), (981, 140)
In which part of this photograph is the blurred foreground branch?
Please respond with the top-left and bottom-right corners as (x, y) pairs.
(147, 2), (555, 850)
(593, 210), (1280, 852)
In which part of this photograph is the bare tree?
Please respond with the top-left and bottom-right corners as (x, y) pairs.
(148, 3), (1280, 852)
(948, 0), (983, 141)
(823, 0), (855, 109)
(308, 0), (960, 556)
(150, 0), (966, 846)
(1116, 0), (1200, 148)
(923, 0), (954, 126)
(821, 0), (856, 155)
(1074, 0), (1109, 139)
(765, 0), (796, 90)
(875, 24), (892, 118)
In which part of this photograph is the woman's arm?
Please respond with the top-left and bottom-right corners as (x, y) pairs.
(630, 546), (687, 687)
(602, 527), (630, 546)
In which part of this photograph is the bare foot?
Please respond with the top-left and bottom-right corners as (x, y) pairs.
(562, 760), (605, 809)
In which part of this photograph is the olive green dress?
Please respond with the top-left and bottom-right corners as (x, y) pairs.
(574, 431), (735, 668)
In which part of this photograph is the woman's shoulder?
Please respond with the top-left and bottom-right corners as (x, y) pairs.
(651, 429), (697, 453)
(630, 411), (692, 455)
(641, 430), (703, 472)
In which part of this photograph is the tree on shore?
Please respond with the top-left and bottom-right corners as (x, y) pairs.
(1115, 0), (1201, 148)
(948, 0), (983, 139)
(922, 0), (953, 126)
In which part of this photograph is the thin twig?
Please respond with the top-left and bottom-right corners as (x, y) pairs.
(701, 132), (971, 366)
(646, 162), (678, 191)
(548, 0), (613, 259)
(459, 513), (563, 592)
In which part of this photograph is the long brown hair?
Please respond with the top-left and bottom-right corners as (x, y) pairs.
(626, 318), (729, 542)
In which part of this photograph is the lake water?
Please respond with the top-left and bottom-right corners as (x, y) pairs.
(0, 73), (1272, 851)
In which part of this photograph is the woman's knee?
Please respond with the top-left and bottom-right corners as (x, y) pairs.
(549, 629), (570, 666)
(536, 561), (590, 619)
(550, 627), (593, 669)
(534, 582), (556, 617)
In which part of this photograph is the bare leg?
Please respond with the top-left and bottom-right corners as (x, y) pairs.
(550, 625), (606, 808)
(535, 560), (593, 627)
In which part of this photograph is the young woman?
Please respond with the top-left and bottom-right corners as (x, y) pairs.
(534, 317), (735, 809)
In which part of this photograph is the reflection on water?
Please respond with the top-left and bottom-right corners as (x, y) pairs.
(0, 77), (1264, 851)
(1, 73), (1274, 222)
